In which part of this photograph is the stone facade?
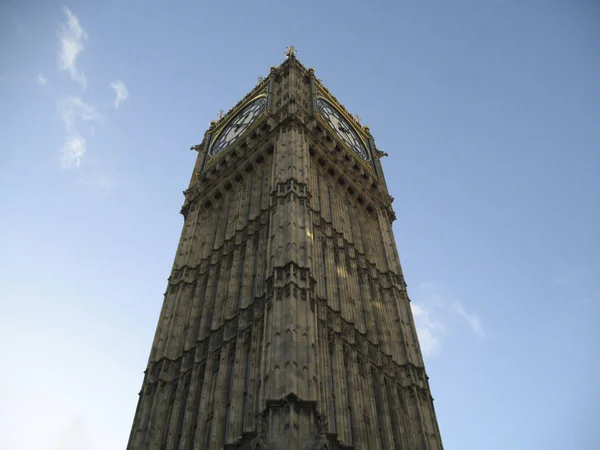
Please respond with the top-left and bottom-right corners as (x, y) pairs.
(127, 51), (444, 450)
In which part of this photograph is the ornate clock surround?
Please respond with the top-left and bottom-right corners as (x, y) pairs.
(203, 94), (267, 170)
(208, 95), (267, 157)
(315, 97), (370, 161)
(312, 85), (375, 172)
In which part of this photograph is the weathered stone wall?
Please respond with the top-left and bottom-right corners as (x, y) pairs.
(127, 54), (443, 450)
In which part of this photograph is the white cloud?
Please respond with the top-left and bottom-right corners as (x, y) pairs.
(410, 282), (486, 355)
(37, 74), (47, 85)
(61, 134), (86, 168)
(58, 8), (87, 88)
(57, 96), (100, 131)
(453, 302), (485, 339)
(51, 10), (118, 181)
(56, 96), (100, 168)
(410, 282), (447, 356)
(411, 302), (445, 356)
(110, 80), (129, 109)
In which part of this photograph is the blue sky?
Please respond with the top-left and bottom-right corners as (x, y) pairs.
(1, 1), (599, 449)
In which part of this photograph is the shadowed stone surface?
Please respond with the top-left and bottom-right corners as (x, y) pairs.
(127, 51), (444, 450)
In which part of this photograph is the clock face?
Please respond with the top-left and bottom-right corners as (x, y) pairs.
(317, 98), (370, 160)
(209, 97), (267, 156)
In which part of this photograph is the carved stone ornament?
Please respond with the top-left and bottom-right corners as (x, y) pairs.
(283, 399), (291, 429)
(312, 414), (333, 450)
(285, 45), (296, 58)
(373, 148), (388, 159)
(317, 414), (328, 435)
(255, 413), (267, 440)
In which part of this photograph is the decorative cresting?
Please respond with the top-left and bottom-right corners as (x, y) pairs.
(128, 47), (444, 450)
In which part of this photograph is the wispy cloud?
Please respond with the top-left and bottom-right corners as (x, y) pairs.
(76, 174), (118, 192)
(410, 282), (446, 356)
(61, 134), (87, 168)
(57, 96), (100, 131)
(57, 96), (101, 168)
(411, 302), (446, 355)
(37, 74), (48, 85)
(411, 282), (486, 355)
(58, 8), (87, 88)
(53, 8), (119, 183)
(453, 302), (485, 339)
(110, 80), (129, 109)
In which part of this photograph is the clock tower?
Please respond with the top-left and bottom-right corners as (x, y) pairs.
(127, 48), (444, 450)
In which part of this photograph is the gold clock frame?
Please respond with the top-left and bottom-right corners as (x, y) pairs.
(205, 91), (268, 169)
(314, 86), (373, 171)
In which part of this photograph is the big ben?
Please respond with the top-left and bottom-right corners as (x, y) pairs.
(127, 47), (444, 450)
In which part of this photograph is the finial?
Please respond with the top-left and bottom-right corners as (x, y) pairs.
(285, 46), (296, 59)
(218, 110), (224, 119)
(354, 114), (361, 123)
(257, 76), (264, 84)
(209, 120), (217, 128)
